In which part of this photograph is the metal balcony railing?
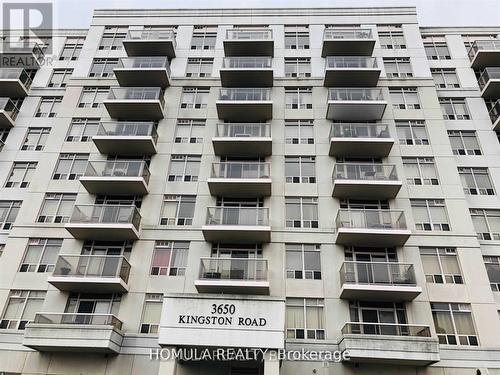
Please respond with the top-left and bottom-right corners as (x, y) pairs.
(326, 56), (377, 69)
(340, 261), (416, 286)
(341, 322), (431, 337)
(0, 98), (20, 120)
(468, 40), (500, 61)
(329, 88), (384, 101)
(107, 87), (165, 106)
(226, 28), (273, 40)
(0, 68), (33, 88)
(211, 162), (270, 179)
(117, 57), (170, 74)
(222, 57), (272, 69)
(478, 67), (500, 91)
(69, 204), (141, 230)
(329, 123), (390, 139)
(33, 313), (122, 329)
(324, 28), (373, 40)
(219, 88), (271, 101)
(199, 257), (268, 281)
(126, 29), (176, 46)
(206, 206), (269, 226)
(97, 121), (158, 140)
(52, 255), (130, 283)
(489, 100), (500, 125)
(83, 160), (150, 183)
(333, 163), (398, 182)
(216, 123), (271, 138)
(335, 209), (407, 230)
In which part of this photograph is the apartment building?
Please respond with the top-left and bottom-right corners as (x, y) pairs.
(0, 5), (499, 375)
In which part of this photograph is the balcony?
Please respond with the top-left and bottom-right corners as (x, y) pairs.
(213, 123), (272, 157)
(217, 88), (272, 121)
(23, 313), (123, 354)
(80, 160), (150, 195)
(0, 98), (20, 128)
(93, 121), (158, 155)
(322, 29), (375, 57)
(104, 87), (165, 120)
(123, 29), (176, 57)
(478, 68), (500, 98)
(0, 68), (32, 97)
(48, 255), (130, 293)
(65, 205), (141, 241)
(324, 57), (380, 87)
(195, 257), (269, 295)
(339, 322), (439, 365)
(335, 209), (411, 247)
(208, 162), (271, 197)
(327, 88), (386, 121)
(114, 57), (170, 87)
(202, 207), (271, 244)
(0, 42), (44, 69)
(329, 123), (393, 157)
(224, 28), (274, 57)
(490, 100), (500, 131)
(468, 40), (500, 69)
(0, 139), (4, 152)
(332, 163), (401, 199)
(220, 57), (273, 87)
(339, 261), (421, 301)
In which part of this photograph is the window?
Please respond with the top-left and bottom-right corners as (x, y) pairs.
(59, 37), (84, 61)
(186, 58), (213, 77)
(411, 199), (450, 231)
(432, 69), (460, 89)
(37, 193), (76, 224)
(66, 118), (99, 142)
(35, 97), (62, 117)
(285, 156), (316, 183)
(168, 155), (201, 182)
(48, 69), (73, 88)
(285, 87), (312, 109)
(423, 36), (451, 60)
(180, 87), (209, 109)
(150, 241), (189, 275)
(378, 25), (406, 49)
(19, 238), (62, 273)
(431, 303), (478, 346)
(285, 197), (318, 228)
(98, 26), (127, 50)
(285, 120), (314, 144)
(89, 58), (118, 78)
(284, 25), (309, 49)
(52, 153), (88, 180)
(160, 195), (196, 225)
(396, 120), (429, 145)
(0, 290), (46, 330)
(284, 58), (311, 78)
(448, 130), (481, 155)
(0, 201), (21, 230)
(191, 25), (217, 50)
(440, 98), (470, 120)
(140, 293), (163, 334)
(383, 57), (412, 78)
(286, 244), (321, 280)
(420, 247), (463, 284)
(470, 209), (500, 240)
(78, 87), (109, 108)
(174, 119), (205, 143)
(0, 244), (4, 257)
(402, 157), (439, 185)
(483, 256), (500, 292)
(0, 129), (9, 144)
(286, 298), (325, 340)
(349, 301), (407, 334)
(390, 87), (420, 109)
(5, 162), (37, 188)
(459, 167), (495, 195)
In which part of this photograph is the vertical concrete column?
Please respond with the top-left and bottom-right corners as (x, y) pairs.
(264, 350), (280, 375)
(157, 346), (177, 375)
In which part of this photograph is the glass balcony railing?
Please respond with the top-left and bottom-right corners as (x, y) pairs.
(70, 204), (141, 230)
(216, 123), (271, 138)
(206, 207), (269, 226)
(219, 88), (271, 101)
(97, 121), (158, 141)
(329, 88), (384, 101)
(199, 257), (268, 281)
(324, 28), (373, 40)
(468, 40), (500, 61)
(340, 261), (416, 286)
(335, 209), (407, 230)
(222, 57), (272, 69)
(326, 56), (377, 69)
(0, 98), (21, 121)
(329, 123), (390, 139)
(2, 42), (45, 62)
(126, 29), (176, 46)
(489, 100), (500, 125)
(52, 255), (130, 283)
(0, 68), (32, 88)
(0, 140), (4, 151)
(211, 162), (270, 179)
(117, 57), (170, 74)
(107, 87), (165, 106)
(33, 313), (122, 329)
(342, 322), (431, 337)
(478, 67), (500, 91)
(333, 163), (398, 182)
(226, 28), (272, 40)
(83, 160), (150, 183)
